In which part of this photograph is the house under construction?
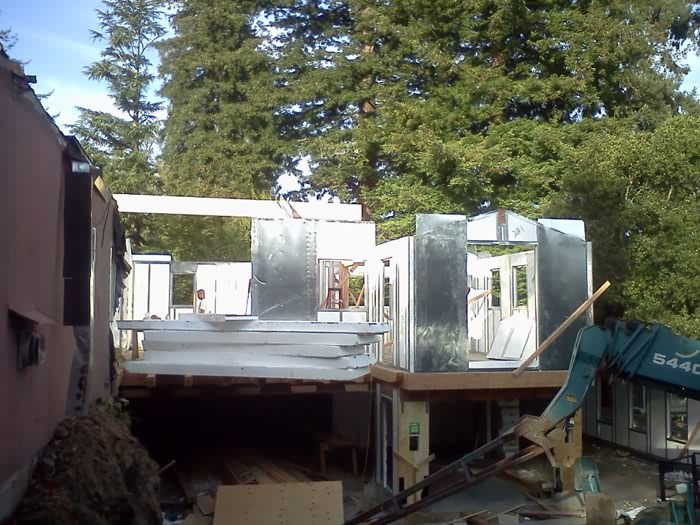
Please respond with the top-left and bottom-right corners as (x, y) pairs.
(114, 195), (601, 505)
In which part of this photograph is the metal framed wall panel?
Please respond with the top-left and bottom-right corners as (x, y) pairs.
(251, 219), (317, 320)
(374, 237), (414, 371)
(536, 224), (588, 369)
(414, 214), (467, 372)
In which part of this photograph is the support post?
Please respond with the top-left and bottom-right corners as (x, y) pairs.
(397, 395), (431, 504)
(552, 409), (583, 492)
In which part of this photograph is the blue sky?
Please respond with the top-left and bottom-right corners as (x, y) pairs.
(3, 0), (700, 135)
(2, 0), (164, 129)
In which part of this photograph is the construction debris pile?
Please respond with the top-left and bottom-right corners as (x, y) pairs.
(13, 403), (160, 525)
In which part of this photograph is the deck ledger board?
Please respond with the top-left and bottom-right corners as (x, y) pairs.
(370, 364), (566, 391)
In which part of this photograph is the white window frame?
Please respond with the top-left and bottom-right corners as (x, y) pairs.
(629, 383), (647, 433)
(666, 393), (688, 443)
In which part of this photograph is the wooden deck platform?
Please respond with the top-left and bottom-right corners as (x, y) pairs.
(118, 363), (567, 400)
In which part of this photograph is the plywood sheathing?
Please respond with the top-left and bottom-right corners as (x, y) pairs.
(213, 482), (343, 525)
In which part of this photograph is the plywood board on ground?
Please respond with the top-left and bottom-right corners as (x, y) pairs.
(214, 482), (343, 525)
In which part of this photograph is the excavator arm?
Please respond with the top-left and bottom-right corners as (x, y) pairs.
(544, 320), (700, 423)
(346, 321), (700, 525)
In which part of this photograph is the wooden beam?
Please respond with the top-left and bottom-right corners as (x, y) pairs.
(344, 384), (370, 392)
(417, 388), (559, 401)
(370, 364), (565, 390)
(237, 385), (262, 396)
(120, 372), (150, 387)
(184, 374), (193, 387)
(513, 280), (611, 376)
(370, 364), (404, 385)
(394, 369), (567, 391)
(113, 194), (363, 221)
(468, 290), (491, 305)
(291, 385), (318, 394)
(145, 374), (156, 388)
(118, 388), (151, 398)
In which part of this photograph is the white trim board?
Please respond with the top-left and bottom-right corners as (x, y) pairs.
(114, 194), (363, 221)
(139, 350), (373, 369)
(142, 330), (381, 346)
(118, 319), (390, 334)
(123, 360), (371, 381)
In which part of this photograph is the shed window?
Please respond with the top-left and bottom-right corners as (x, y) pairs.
(490, 269), (501, 307)
(629, 384), (647, 432)
(172, 273), (195, 307)
(667, 394), (688, 443)
(513, 266), (528, 307)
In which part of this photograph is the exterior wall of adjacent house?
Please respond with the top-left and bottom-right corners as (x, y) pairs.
(0, 52), (126, 521)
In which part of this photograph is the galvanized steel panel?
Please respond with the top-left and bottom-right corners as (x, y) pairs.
(374, 237), (415, 371)
(536, 224), (588, 369)
(251, 219), (317, 320)
(537, 218), (585, 240)
(414, 214), (468, 372)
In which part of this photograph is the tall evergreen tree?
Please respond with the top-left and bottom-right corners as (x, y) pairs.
(71, 0), (166, 246)
(550, 115), (700, 335)
(269, 1), (699, 238)
(158, 0), (288, 260)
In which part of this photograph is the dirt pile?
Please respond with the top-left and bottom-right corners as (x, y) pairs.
(14, 403), (160, 525)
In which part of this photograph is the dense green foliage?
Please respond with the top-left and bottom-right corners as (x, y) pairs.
(69, 0), (700, 334)
(550, 115), (700, 335)
(156, 0), (291, 261)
